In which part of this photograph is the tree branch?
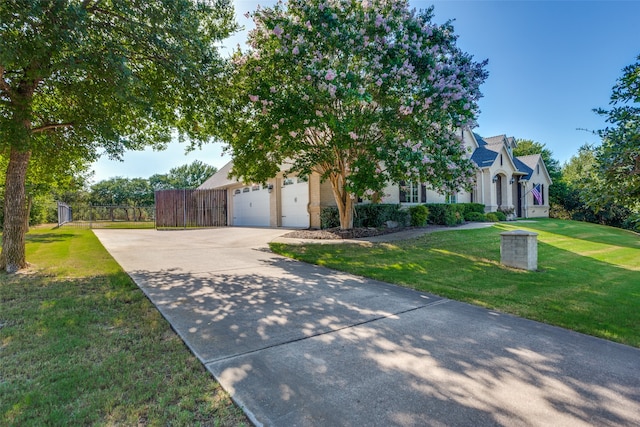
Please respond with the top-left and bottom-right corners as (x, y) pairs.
(31, 122), (74, 133)
(0, 65), (14, 99)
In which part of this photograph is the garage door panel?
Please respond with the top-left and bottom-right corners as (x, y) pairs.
(281, 178), (309, 228)
(233, 186), (270, 227)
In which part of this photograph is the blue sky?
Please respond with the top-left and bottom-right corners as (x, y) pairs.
(90, 0), (640, 182)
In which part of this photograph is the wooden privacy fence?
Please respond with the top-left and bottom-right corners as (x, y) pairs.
(155, 189), (227, 229)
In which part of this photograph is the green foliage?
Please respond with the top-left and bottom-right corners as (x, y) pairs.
(424, 203), (478, 226)
(0, 0), (238, 270)
(494, 211), (507, 221)
(554, 145), (636, 230)
(90, 177), (154, 207)
(321, 204), (408, 229)
(465, 212), (486, 222)
(149, 160), (217, 190)
(320, 206), (340, 229)
(221, 0), (488, 229)
(485, 212), (499, 222)
(409, 205), (429, 227)
(594, 54), (640, 212)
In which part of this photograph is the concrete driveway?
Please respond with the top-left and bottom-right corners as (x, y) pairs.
(93, 227), (640, 427)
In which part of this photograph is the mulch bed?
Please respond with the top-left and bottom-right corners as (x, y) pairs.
(282, 226), (413, 240)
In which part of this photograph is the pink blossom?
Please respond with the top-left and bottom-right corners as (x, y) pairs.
(292, 46), (300, 55)
(249, 95), (259, 102)
(289, 131), (298, 138)
(316, 110), (324, 117)
(349, 131), (358, 140)
(270, 86), (277, 93)
(273, 25), (283, 37)
(325, 69), (337, 81)
(375, 78), (383, 86)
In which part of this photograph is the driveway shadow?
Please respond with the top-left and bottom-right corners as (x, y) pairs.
(127, 256), (640, 427)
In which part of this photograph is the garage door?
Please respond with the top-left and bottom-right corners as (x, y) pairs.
(233, 185), (270, 226)
(281, 177), (309, 228)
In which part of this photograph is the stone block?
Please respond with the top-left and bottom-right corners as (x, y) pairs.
(500, 230), (538, 271)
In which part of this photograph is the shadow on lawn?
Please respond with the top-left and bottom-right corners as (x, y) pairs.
(127, 254), (640, 427)
(25, 233), (77, 244)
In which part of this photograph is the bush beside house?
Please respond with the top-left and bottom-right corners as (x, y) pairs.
(320, 202), (490, 229)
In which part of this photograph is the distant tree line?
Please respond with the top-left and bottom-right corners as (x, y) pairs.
(0, 160), (216, 226)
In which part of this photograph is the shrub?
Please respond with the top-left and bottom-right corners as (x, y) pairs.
(425, 203), (485, 226)
(494, 211), (507, 221)
(408, 205), (429, 227)
(485, 212), (499, 222)
(320, 204), (409, 229)
(465, 212), (486, 222)
(462, 203), (485, 216)
(320, 206), (340, 229)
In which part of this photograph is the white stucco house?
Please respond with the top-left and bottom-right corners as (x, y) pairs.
(199, 128), (552, 228)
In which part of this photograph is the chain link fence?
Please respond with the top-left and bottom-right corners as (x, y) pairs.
(57, 202), (155, 229)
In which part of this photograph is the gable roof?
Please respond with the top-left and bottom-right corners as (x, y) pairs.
(515, 154), (552, 184)
(470, 146), (498, 167)
(512, 156), (534, 179)
(483, 135), (508, 145)
(198, 160), (236, 189)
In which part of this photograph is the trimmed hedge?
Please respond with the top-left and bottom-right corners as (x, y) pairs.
(408, 205), (429, 227)
(320, 204), (409, 229)
(465, 212), (486, 222)
(485, 212), (500, 222)
(321, 203), (488, 228)
(425, 203), (486, 226)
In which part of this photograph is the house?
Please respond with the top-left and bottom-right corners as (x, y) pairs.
(199, 129), (552, 227)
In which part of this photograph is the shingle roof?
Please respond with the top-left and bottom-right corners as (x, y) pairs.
(483, 135), (507, 145)
(512, 156), (534, 179)
(473, 133), (488, 146)
(517, 154), (542, 179)
(470, 146), (498, 167)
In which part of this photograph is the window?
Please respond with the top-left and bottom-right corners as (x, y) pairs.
(446, 193), (457, 204)
(234, 189), (241, 195)
(532, 183), (544, 205)
(400, 181), (420, 203)
(283, 178), (295, 186)
(251, 184), (260, 191)
(242, 187), (250, 193)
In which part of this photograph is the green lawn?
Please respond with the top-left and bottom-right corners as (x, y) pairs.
(0, 227), (247, 426)
(271, 219), (640, 348)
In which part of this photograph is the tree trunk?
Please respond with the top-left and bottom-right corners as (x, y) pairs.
(1, 148), (32, 273)
(329, 172), (354, 230)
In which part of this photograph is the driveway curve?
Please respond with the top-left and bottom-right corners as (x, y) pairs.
(94, 227), (640, 427)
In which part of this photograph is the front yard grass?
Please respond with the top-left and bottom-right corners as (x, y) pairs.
(0, 227), (247, 426)
(270, 219), (640, 348)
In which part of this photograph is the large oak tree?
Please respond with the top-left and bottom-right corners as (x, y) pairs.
(220, 0), (487, 229)
(595, 54), (640, 212)
(0, 0), (236, 272)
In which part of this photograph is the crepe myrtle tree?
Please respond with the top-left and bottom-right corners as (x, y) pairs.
(221, 0), (487, 229)
(0, 0), (237, 272)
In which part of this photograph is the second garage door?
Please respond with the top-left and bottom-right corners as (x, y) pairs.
(281, 177), (309, 228)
